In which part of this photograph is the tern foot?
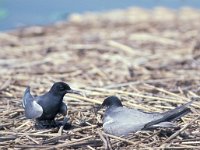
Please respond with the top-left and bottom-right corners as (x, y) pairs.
(55, 117), (72, 130)
(35, 120), (57, 129)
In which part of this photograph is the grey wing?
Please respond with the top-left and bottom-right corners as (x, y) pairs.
(22, 87), (43, 119)
(103, 115), (143, 136)
(59, 102), (67, 116)
(103, 107), (163, 136)
(113, 107), (162, 125)
(126, 108), (176, 129)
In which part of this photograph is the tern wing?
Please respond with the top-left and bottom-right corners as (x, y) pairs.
(103, 107), (162, 136)
(144, 100), (194, 129)
(59, 102), (67, 116)
(22, 87), (43, 119)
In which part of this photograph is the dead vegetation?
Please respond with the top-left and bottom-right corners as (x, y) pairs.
(0, 7), (200, 149)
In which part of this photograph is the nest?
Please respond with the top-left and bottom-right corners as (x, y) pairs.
(0, 7), (200, 149)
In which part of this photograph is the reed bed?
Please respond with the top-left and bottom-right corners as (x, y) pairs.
(0, 7), (200, 149)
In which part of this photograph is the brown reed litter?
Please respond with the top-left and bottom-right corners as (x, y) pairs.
(0, 7), (200, 149)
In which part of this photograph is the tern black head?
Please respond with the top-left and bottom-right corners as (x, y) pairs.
(102, 96), (123, 108)
(50, 82), (81, 96)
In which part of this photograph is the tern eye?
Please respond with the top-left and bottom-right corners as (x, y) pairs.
(59, 86), (65, 91)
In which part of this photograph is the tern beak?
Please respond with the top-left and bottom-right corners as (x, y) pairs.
(67, 89), (82, 96)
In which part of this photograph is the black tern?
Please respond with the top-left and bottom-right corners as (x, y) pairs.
(22, 82), (81, 128)
(100, 96), (194, 136)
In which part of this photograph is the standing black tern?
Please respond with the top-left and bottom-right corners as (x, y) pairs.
(22, 82), (81, 128)
(100, 96), (194, 136)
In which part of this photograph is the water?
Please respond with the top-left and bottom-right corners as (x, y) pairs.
(0, 0), (200, 31)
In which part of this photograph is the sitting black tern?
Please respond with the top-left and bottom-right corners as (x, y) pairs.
(22, 82), (81, 128)
(100, 96), (194, 136)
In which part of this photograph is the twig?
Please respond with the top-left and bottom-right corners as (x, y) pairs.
(107, 40), (138, 55)
(42, 125), (97, 144)
(0, 131), (58, 137)
(97, 130), (111, 150)
(25, 135), (40, 144)
(161, 115), (200, 145)
(68, 95), (102, 104)
(102, 133), (135, 145)
(144, 83), (190, 101)
(87, 145), (96, 150)
(45, 135), (94, 149)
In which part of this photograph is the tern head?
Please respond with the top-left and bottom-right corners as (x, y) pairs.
(50, 82), (81, 96)
(102, 96), (123, 108)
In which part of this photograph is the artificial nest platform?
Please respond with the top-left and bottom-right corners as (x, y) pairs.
(0, 7), (200, 149)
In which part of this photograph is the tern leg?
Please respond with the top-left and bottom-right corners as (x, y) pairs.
(62, 116), (71, 129)
(58, 102), (71, 129)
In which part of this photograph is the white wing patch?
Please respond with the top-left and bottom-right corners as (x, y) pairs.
(22, 86), (43, 119)
(33, 101), (43, 116)
(103, 115), (114, 127)
(22, 99), (26, 108)
(25, 101), (43, 119)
